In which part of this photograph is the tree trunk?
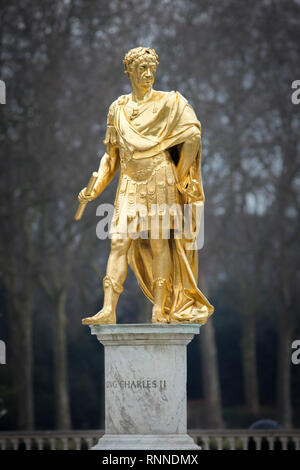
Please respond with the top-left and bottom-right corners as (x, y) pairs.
(276, 312), (293, 427)
(6, 289), (34, 430)
(18, 308), (34, 429)
(198, 272), (223, 428)
(242, 306), (260, 417)
(199, 319), (224, 428)
(54, 289), (71, 429)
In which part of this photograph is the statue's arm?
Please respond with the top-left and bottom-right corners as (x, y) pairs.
(92, 146), (120, 198)
(172, 94), (202, 186)
(78, 100), (120, 203)
(175, 98), (204, 202)
(176, 125), (201, 185)
(77, 146), (120, 203)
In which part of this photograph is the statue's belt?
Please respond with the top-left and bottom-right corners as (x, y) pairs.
(120, 150), (175, 183)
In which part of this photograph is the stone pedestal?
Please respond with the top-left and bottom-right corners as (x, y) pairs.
(89, 324), (200, 450)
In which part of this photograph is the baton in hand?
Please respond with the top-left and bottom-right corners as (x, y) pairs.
(74, 171), (99, 221)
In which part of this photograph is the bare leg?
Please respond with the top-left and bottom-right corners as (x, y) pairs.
(150, 238), (172, 323)
(82, 235), (132, 324)
(106, 235), (132, 290)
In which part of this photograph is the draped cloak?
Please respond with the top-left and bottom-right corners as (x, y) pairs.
(103, 90), (214, 324)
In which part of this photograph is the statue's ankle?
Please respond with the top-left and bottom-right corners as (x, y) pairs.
(152, 305), (169, 323)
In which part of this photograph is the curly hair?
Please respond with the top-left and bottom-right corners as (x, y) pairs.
(123, 47), (159, 76)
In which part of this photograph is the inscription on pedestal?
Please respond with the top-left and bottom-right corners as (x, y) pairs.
(106, 378), (167, 390)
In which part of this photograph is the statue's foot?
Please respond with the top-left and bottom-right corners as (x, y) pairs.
(152, 307), (169, 324)
(82, 308), (116, 325)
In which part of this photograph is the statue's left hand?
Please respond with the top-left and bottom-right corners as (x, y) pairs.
(177, 179), (204, 203)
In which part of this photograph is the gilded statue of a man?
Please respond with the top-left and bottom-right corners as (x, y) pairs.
(78, 47), (214, 325)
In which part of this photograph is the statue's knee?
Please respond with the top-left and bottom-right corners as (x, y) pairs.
(151, 239), (167, 256)
(111, 237), (130, 255)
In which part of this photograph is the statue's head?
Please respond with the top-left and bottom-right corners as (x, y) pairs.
(123, 47), (159, 90)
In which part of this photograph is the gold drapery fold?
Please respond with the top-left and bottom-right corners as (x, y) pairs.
(126, 228), (214, 324)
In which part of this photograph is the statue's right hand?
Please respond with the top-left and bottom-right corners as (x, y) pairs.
(78, 187), (96, 203)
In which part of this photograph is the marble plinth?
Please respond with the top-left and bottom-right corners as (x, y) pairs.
(89, 324), (200, 450)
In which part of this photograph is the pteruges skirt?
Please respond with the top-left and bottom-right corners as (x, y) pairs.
(109, 150), (184, 238)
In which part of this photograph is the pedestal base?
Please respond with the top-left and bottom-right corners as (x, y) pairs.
(92, 433), (199, 450)
(89, 324), (200, 450)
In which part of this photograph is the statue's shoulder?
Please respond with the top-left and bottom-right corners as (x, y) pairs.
(153, 90), (176, 99)
(107, 95), (130, 124)
(108, 95), (129, 111)
(174, 90), (188, 104)
(154, 90), (188, 105)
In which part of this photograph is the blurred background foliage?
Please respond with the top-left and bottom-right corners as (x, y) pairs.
(0, 0), (299, 430)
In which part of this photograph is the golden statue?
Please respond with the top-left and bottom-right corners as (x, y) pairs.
(77, 47), (214, 325)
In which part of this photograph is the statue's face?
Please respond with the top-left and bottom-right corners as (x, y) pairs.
(129, 58), (157, 90)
